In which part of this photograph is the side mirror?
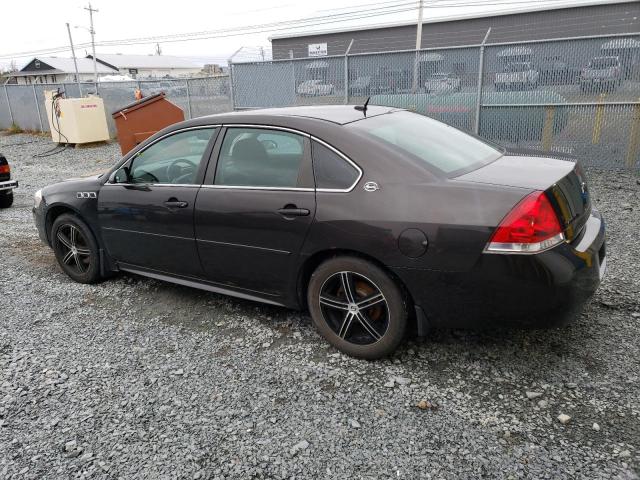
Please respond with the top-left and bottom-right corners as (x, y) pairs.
(110, 166), (130, 184)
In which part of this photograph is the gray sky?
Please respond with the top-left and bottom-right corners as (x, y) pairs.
(0, 0), (615, 69)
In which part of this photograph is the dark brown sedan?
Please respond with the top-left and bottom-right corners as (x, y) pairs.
(33, 106), (606, 358)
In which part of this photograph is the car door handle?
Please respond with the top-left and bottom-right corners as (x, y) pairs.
(164, 200), (189, 208)
(277, 207), (310, 217)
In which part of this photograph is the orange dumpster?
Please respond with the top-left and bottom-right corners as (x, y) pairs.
(112, 92), (184, 155)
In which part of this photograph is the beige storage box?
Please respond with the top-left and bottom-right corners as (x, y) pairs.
(44, 91), (110, 144)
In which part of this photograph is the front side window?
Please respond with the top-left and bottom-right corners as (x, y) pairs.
(128, 128), (216, 184)
(312, 140), (359, 190)
(215, 128), (305, 188)
(348, 111), (503, 177)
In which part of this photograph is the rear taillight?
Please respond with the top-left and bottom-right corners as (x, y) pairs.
(0, 164), (10, 175)
(485, 191), (565, 254)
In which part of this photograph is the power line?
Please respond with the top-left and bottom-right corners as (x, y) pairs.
(0, 3), (419, 59)
(0, 0), (633, 60)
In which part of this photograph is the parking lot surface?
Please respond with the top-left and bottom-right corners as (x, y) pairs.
(1, 133), (638, 479)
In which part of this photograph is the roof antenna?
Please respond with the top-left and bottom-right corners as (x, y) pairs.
(354, 96), (370, 117)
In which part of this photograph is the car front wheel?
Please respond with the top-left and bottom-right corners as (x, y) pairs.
(51, 213), (101, 283)
(307, 256), (407, 359)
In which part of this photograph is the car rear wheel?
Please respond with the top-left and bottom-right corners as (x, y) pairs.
(307, 256), (407, 359)
(0, 191), (13, 208)
(51, 213), (101, 284)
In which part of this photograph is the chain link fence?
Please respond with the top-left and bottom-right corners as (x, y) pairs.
(0, 76), (231, 138)
(1, 34), (639, 169)
(230, 33), (640, 170)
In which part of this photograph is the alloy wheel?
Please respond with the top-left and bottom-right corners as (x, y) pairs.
(56, 224), (92, 274)
(319, 271), (390, 345)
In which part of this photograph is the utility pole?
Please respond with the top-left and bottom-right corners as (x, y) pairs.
(412, 0), (424, 93)
(259, 46), (265, 62)
(66, 22), (80, 87)
(84, 3), (99, 85)
(155, 43), (162, 55)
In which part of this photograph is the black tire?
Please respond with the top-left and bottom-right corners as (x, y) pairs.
(0, 191), (13, 208)
(307, 256), (407, 359)
(51, 213), (101, 283)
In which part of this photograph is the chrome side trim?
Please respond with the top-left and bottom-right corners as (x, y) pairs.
(108, 123), (364, 194)
(200, 185), (314, 192)
(222, 123), (312, 137)
(104, 183), (201, 188)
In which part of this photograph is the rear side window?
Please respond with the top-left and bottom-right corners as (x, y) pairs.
(215, 128), (305, 188)
(312, 141), (359, 190)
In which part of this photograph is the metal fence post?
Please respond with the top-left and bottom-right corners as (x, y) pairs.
(625, 101), (640, 168)
(33, 84), (44, 132)
(288, 50), (297, 105)
(592, 93), (606, 144)
(344, 39), (354, 104)
(186, 79), (193, 119)
(474, 28), (491, 135)
(542, 106), (556, 151)
(3, 86), (14, 126)
(227, 61), (236, 110)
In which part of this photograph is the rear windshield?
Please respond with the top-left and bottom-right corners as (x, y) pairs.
(348, 111), (503, 176)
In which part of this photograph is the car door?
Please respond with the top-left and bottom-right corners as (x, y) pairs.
(194, 126), (316, 298)
(98, 126), (218, 277)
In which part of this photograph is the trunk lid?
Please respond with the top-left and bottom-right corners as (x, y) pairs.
(455, 155), (591, 241)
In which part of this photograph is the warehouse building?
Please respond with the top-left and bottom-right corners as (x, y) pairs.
(87, 54), (201, 79)
(270, 0), (640, 59)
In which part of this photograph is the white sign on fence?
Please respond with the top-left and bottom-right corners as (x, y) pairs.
(308, 43), (328, 57)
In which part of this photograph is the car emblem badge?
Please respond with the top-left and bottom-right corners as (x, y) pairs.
(76, 192), (97, 199)
(363, 181), (379, 192)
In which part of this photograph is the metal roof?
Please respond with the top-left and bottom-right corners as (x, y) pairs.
(89, 54), (199, 70)
(269, 0), (638, 41)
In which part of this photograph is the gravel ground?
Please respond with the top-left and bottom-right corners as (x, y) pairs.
(1, 132), (639, 480)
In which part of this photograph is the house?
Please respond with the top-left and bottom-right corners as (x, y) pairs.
(4, 57), (118, 85)
(87, 54), (201, 79)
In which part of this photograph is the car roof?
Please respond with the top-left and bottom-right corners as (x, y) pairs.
(201, 105), (402, 126)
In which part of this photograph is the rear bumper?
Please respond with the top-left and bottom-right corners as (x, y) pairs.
(0, 179), (18, 192)
(393, 209), (606, 329)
